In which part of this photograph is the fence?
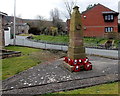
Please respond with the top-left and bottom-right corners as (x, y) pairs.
(9, 36), (118, 59)
(10, 37), (68, 51)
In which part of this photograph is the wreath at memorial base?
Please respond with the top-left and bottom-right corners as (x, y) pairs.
(64, 57), (92, 72)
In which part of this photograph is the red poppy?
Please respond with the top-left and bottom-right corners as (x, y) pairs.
(84, 62), (92, 71)
(64, 57), (68, 63)
(73, 65), (81, 72)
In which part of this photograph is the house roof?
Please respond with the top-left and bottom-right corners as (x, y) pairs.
(102, 11), (119, 15)
(102, 11), (117, 14)
(82, 3), (118, 14)
(0, 11), (7, 16)
(16, 23), (29, 26)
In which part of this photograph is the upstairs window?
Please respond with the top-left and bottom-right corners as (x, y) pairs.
(104, 15), (114, 22)
(105, 27), (113, 32)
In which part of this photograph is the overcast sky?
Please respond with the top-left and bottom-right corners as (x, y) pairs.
(0, 0), (119, 21)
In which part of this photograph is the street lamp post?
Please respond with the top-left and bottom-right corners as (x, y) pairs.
(13, 0), (16, 45)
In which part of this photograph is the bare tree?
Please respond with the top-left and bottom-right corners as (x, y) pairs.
(36, 15), (46, 28)
(63, 0), (77, 19)
(50, 8), (63, 26)
(36, 15), (48, 33)
(50, 8), (64, 35)
(50, 8), (61, 25)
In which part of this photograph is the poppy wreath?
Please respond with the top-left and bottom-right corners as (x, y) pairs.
(64, 57), (92, 71)
(72, 59), (78, 66)
(78, 59), (84, 65)
(64, 57), (68, 63)
(68, 59), (74, 66)
(84, 62), (92, 71)
(72, 65), (81, 72)
(64, 57), (74, 66)
(83, 57), (89, 63)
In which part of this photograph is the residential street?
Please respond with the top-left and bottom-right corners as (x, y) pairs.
(10, 36), (118, 59)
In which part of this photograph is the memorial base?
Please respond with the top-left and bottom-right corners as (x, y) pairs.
(63, 62), (74, 72)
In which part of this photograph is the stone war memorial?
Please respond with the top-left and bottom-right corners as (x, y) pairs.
(64, 6), (92, 72)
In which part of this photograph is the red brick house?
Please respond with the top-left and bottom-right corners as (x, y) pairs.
(67, 3), (119, 37)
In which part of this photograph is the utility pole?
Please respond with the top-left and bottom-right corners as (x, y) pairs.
(13, 0), (16, 45)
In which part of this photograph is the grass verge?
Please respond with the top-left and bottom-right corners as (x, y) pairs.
(33, 35), (69, 44)
(32, 35), (119, 48)
(1, 46), (41, 80)
(41, 82), (118, 95)
(1, 46), (66, 80)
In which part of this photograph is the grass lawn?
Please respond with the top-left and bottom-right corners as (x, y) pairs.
(41, 82), (118, 95)
(1, 46), (66, 80)
(17, 33), (33, 36)
(84, 37), (107, 47)
(1, 46), (41, 80)
(32, 35), (106, 45)
(33, 35), (69, 44)
(32, 35), (119, 48)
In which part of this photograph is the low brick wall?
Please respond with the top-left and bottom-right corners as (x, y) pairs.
(0, 49), (21, 59)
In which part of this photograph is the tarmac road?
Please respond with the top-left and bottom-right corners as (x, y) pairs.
(10, 36), (119, 59)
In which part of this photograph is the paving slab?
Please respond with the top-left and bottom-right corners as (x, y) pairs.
(2, 56), (119, 95)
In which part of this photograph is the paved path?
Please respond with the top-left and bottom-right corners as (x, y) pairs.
(10, 36), (119, 59)
(2, 56), (119, 95)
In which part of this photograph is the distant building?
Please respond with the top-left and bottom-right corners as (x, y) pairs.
(10, 23), (30, 35)
(5, 16), (30, 35)
(0, 11), (7, 49)
(67, 3), (119, 38)
(118, 1), (120, 23)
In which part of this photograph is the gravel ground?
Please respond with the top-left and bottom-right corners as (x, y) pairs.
(2, 56), (119, 95)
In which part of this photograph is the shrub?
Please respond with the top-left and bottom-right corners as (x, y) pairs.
(28, 27), (41, 35)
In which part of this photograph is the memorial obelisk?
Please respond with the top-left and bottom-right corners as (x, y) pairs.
(68, 6), (86, 60)
(63, 6), (92, 72)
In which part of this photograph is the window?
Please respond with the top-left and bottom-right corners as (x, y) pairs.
(105, 27), (113, 32)
(104, 15), (114, 22)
